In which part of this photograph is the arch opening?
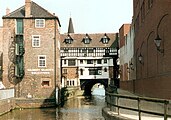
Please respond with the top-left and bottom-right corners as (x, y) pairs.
(81, 79), (108, 96)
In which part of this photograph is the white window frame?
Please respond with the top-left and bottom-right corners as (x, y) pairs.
(35, 19), (45, 28)
(38, 55), (46, 67)
(32, 35), (40, 47)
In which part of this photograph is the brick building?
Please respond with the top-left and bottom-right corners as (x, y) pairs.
(121, 0), (171, 99)
(2, 0), (61, 100)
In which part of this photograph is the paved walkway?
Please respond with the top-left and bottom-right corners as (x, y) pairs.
(105, 89), (171, 120)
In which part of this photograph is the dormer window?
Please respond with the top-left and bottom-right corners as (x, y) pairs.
(64, 34), (73, 44)
(83, 34), (91, 44)
(101, 33), (110, 44)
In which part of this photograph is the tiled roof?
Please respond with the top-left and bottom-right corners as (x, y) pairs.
(3, 1), (60, 21)
(60, 33), (118, 48)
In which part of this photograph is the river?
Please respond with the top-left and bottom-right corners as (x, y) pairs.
(0, 88), (105, 120)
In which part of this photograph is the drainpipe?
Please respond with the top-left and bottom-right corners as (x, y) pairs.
(54, 19), (57, 105)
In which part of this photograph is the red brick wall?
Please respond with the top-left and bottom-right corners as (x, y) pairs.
(119, 24), (130, 48)
(124, 0), (171, 99)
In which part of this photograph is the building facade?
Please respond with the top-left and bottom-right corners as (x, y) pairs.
(131, 0), (171, 99)
(60, 31), (118, 93)
(119, 24), (136, 91)
(2, 0), (61, 99)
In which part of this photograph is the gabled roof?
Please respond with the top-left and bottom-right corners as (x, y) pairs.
(3, 1), (60, 25)
(60, 33), (118, 48)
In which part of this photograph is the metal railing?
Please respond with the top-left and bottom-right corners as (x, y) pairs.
(106, 91), (171, 120)
(0, 88), (14, 100)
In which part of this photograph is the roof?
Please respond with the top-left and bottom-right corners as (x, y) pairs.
(2, 1), (61, 26)
(60, 33), (118, 48)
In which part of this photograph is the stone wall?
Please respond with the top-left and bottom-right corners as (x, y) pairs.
(15, 98), (56, 108)
(0, 98), (15, 116)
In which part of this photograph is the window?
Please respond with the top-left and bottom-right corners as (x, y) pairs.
(89, 69), (96, 75)
(104, 59), (107, 64)
(41, 78), (51, 88)
(80, 60), (83, 64)
(87, 60), (93, 64)
(104, 67), (107, 72)
(35, 19), (45, 28)
(63, 69), (67, 74)
(67, 80), (75, 86)
(38, 55), (46, 67)
(88, 49), (94, 53)
(83, 34), (91, 44)
(64, 60), (67, 64)
(32, 35), (40, 47)
(82, 49), (87, 53)
(101, 33), (110, 44)
(80, 69), (83, 75)
(42, 81), (50, 87)
(64, 34), (73, 44)
(89, 67), (102, 75)
(64, 49), (69, 53)
(16, 19), (23, 34)
(84, 38), (90, 44)
(97, 59), (102, 64)
(68, 59), (75, 66)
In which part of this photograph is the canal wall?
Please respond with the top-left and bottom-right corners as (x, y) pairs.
(0, 98), (56, 115)
(15, 98), (56, 108)
(0, 98), (15, 116)
(66, 87), (84, 99)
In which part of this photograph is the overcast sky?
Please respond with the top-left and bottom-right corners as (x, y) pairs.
(0, 0), (133, 33)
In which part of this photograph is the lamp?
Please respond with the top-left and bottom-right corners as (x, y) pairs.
(138, 53), (143, 64)
(130, 62), (134, 70)
(154, 34), (164, 53)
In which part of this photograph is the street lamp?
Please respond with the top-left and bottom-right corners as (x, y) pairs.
(138, 53), (143, 64)
(130, 62), (134, 70)
(154, 34), (164, 53)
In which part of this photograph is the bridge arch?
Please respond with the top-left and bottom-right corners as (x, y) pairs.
(80, 79), (108, 96)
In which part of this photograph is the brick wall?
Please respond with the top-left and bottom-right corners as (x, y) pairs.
(131, 0), (171, 99)
(2, 18), (61, 99)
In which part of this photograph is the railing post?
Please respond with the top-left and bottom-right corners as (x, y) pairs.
(138, 98), (141, 120)
(164, 100), (168, 120)
(110, 94), (112, 111)
(117, 97), (120, 115)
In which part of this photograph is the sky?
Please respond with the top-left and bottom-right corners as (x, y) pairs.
(0, 0), (133, 33)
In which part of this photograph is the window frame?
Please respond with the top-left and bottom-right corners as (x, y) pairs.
(87, 60), (93, 64)
(32, 35), (41, 47)
(97, 59), (102, 64)
(68, 59), (76, 66)
(35, 19), (45, 28)
(41, 78), (51, 88)
(38, 55), (46, 67)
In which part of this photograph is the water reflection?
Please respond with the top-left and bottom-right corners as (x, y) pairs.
(0, 88), (105, 120)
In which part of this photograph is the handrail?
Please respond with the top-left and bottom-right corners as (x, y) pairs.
(106, 91), (171, 120)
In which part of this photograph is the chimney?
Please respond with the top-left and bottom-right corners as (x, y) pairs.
(6, 8), (10, 15)
(25, 0), (31, 17)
